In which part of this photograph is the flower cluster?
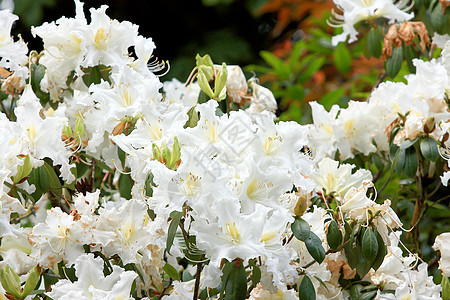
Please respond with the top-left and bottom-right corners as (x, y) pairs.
(0, 1), (449, 299)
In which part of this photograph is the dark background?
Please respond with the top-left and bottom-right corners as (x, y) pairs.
(12, 0), (278, 80)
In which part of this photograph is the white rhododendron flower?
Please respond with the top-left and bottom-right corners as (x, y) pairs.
(0, 10), (28, 77)
(329, 0), (414, 45)
(310, 157), (372, 196)
(47, 253), (137, 300)
(29, 207), (92, 267)
(1, 1), (449, 299)
(433, 232), (450, 276)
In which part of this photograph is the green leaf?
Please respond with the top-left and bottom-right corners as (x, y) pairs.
(260, 51), (290, 79)
(163, 263), (180, 281)
(344, 224), (359, 269)
(27, 167), (43, 202)
(404, 147), (418, 178)
(82, 65), (111, 87)
(405, 46), (417, 73)
(305, 232), (326, 264)
(299, 276), (316, 300)
(372, 155), (384, 171)
(394, 148), (406, 175)
(385, 46), (403, 78)
(21, 266), (41, 298)
(420, 136), (439, 162)
(399, 138), (417, 150)
(371, 230), (387, 271)
(166, 211), (182, 255)
(249, 260), (261, 287)
(361, 228), (378, 262)
(367, 27), (381, 58)
(224, 260), (247, 300)
(430, 0), (447, 32)
(334, 44), (352, 73)
(326, 220), (343, 251)
(291, 218), (311, 242)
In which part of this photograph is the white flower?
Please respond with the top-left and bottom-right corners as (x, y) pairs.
(191, 199), (267, 264)
(29, 207), (92, 268)
(0, 10), (28, 75)
(334, 100), (378, 159)
(310, 157), (372, 196)
(440, 171), (450, 186)
(246, 80), (277, 114)
(340, 181), (402, 244)
(433, 232), (450, 276)
(94, 199), (154, 264)
(329, 0), (414, 46)
(14, 86), (75, 182)
(76, 4), (138, 68)
(47, 253), (137, 300)
(307, 101), (340, 160)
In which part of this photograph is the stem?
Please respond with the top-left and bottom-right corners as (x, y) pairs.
(157, 279), (173, 300)
(192, 259), (204, 300)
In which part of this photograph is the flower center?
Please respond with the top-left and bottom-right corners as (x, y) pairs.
(225, 222), (240, 244)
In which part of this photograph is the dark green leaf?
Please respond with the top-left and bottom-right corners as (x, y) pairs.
(367, 27), (381, 58)
(371, 229), (387, 271)
(326, 220), (342, 251)
(291, 218), (311, 242)
(404, 147), (418, 178)
(299, 276), (316, 300)
(361, 228), (378, 262)
(249, 260), (261, 287)
(394, 148), (406, 175)
(420, 136), (439, 162)
(385, 46), (403, 78)
(42, 161), (62, 196)
(405, 46), (417, 73)
(82, 65), (111, 87)
(399, 138), (417, 150)
(430, 1), (447, 32)
(224, 260), (247, 300)
(305, 232), (326, 264)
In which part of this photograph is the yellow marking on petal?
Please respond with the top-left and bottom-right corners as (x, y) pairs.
(344, 120), (354, 135)
(261, 231), (277, 243)
(321, 124), (333, 134)
(27, 126), (36, 143)
(119, 85), (133, 107)
(94, 27), (107, 50)
(225, 222), (240, 244)
(119, 221), (136, 245)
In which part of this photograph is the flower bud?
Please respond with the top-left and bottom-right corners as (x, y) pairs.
(0, 265), (22, 299)
(213, 62), (228, 101)
(75, 116), (85, 137)
(196, 54), (214, 81)
(197, 70), (214, 99)
(423, 116), (435, 134)
(294, 194), (309, 217)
